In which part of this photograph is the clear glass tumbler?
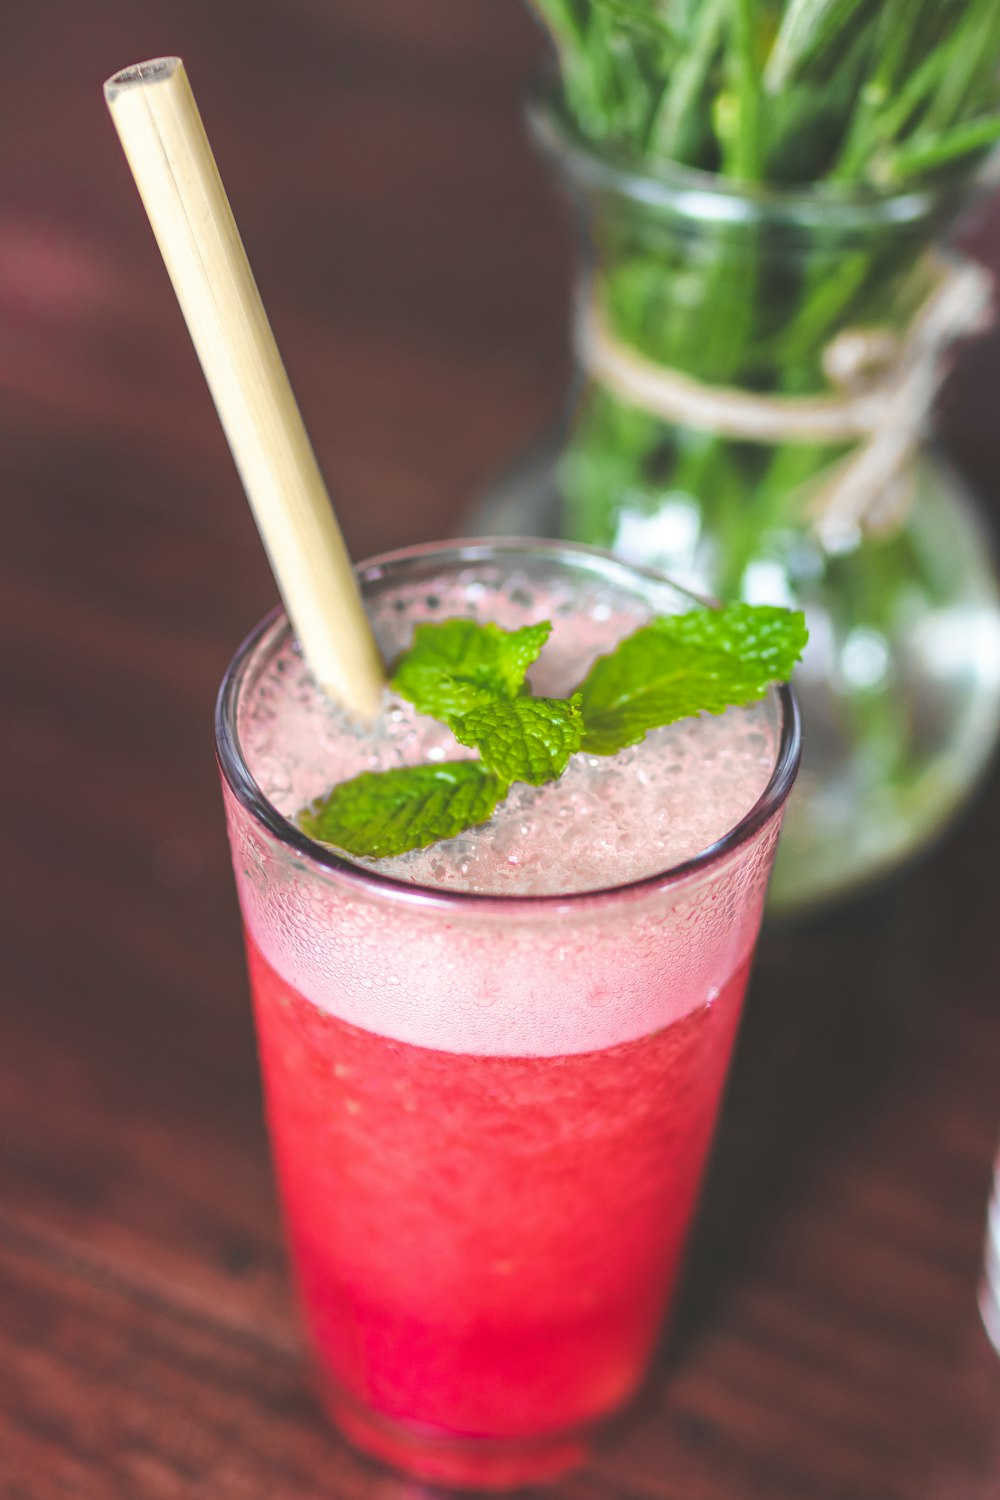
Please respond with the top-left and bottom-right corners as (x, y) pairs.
(215, 540), (801, 1488)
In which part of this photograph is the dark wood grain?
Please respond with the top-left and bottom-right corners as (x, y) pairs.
(3, 4), (1000, 1498)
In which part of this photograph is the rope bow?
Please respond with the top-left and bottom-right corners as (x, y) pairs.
(575, 255), (993, 547)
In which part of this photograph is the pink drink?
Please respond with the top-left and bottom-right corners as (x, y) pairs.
(216, 541), (799, 1487)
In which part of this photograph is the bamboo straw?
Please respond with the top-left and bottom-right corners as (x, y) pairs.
(104, 57), (385, 718)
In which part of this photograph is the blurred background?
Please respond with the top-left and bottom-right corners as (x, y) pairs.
(4, 4), (1000, 1498)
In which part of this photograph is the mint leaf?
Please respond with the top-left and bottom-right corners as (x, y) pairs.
(577, 604), (807, 756)
(452, 694), (584, 786)
(391, 619), (551, 721)
(299, 761), (506, 858)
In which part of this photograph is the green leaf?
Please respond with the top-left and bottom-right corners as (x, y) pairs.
(763, 0), (868, 94)
(877, 111), (1000, 185)
(299, 761), (506, 859)
(452, 695), (585, 786)
(577, 603), (807, 755)
(391, 619), (552, 721)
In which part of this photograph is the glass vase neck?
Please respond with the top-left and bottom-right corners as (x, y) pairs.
(529, 83), (984, 247)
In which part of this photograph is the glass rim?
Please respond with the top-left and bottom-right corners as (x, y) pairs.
(215, 537), (802, 915)
(528, 79), (995, 231)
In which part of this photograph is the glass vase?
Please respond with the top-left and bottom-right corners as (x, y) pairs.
(479, 93), (1000, 914)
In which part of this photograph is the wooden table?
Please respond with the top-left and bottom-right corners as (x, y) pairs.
(4, 5), (1000, 1496)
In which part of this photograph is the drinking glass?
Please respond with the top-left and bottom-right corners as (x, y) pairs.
(215, 539), (801, 1487)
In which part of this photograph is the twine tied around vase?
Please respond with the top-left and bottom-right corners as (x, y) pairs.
(575, 254), (993, 547)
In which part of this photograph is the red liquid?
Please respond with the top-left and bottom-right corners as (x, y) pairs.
(247, 936), (749, 1484)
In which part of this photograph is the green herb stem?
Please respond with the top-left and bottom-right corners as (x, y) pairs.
(880, 112), (1000, 185)
(532, 0), (1000, 189)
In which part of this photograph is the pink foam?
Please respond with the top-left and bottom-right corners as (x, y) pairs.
(226, 781), (781, 1057)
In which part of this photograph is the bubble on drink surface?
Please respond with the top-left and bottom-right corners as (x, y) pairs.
(237, 568), (781, 897)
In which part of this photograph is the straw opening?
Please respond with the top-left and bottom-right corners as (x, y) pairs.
(104, 58), (180, 101)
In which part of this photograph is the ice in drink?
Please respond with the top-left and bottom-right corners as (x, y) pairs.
(216, 541), (799, 1487)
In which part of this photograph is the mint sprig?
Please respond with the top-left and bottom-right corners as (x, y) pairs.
(298, 605), (806, 859)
